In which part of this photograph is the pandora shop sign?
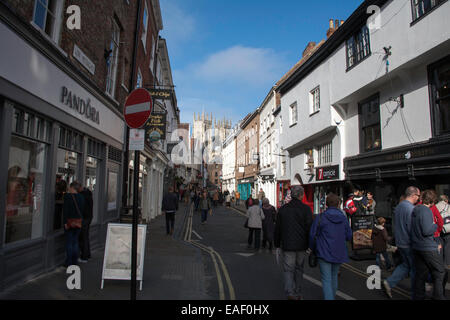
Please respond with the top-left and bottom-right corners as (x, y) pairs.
(61, 86), (100, 124)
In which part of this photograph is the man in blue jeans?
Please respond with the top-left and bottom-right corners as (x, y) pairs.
(383, 186), (421, 299)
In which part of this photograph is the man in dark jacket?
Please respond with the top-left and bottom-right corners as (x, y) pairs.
(411, 189), (445, 300)
(274, 185), (313, 300)
(383, 186), (420, 299)
(78, 184), (93, 262)
(162, 187), (179, 235)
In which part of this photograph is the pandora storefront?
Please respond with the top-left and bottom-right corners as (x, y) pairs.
(0, 19), (125, 291)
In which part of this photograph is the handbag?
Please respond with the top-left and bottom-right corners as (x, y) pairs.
(308, 213), (323, 268)
(67, 193), (83, 229)
(244, 218), (249, 228)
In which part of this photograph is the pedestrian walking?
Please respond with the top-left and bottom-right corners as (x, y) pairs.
(367, 191), (376, 215)
(436, 195), (450, 269)
(309, 193), (352, 300)
(246, 198), (265, 251)
(383, 186), (421, 299)
(63, 181), (84, 267)
(78, 184), (93, 263)
(344, 193), (356, 223)
(245, 197), (254, 210)
(235, 191), (240, 206)
(162, 187), (179, 235)
(213, 190), (219, 207)
(195, 190), (201, 211)
(411, 189), (446, 300)
(372, 217), (393, 271)
(274, 185), (313, 300)
(199, 190), (212, 224)
(258, 188), (265, 208)
(225, 193), (231, 207)
(261, 198), (276, 252)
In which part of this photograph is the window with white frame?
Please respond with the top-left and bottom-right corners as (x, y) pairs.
(317, 141), (332, 166)
(32, 0), (64, 43)
(310, 86), (320, 114)
(141, 1), (149, 50)
(289, 102), (298, 126)
(106, 20), (120, 97)
(411, 0), (447, 21)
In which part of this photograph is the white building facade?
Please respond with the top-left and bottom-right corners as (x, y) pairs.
(256, 88), (278, 207)
(277, 0), (450, 217)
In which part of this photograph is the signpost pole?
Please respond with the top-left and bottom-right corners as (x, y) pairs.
(131, 149), (139, 300)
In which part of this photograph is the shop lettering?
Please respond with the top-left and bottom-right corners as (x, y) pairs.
(61, 86), (100, 124)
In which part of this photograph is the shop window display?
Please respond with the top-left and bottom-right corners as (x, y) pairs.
(54, 148), (79, 230)
(85, 156), (100, 223)
(6, 136), (46, 244)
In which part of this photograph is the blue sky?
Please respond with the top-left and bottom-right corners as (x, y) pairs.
(160, 0), (364, 126)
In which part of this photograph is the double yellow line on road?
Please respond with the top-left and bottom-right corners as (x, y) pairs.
(183, 204), (236, 300)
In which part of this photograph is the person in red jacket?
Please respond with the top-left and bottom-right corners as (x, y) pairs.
(431, 204), (444, 238)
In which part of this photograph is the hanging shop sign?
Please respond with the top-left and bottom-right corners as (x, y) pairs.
(61, 86), (100, 124)
(144, 112), (166, 142)
(316, 165), (339, 181)
(148, 88), (172, 100)
(351, 215), (375, 250)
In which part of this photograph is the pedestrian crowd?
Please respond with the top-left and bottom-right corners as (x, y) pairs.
(241, 184), (449, 301)
(153, 182), (450, 301)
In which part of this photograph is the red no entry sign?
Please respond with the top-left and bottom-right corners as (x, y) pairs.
(124, 88), (153, 129)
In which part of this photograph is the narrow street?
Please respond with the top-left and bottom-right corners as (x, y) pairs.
(0, 202), (429, 301)
(175, 203), (412, 301)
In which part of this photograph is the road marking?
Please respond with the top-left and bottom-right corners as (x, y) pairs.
(192, 230), (203, 240)
(341, 263), (411, 299)
(303, 274), (356, 300)
(182, 204), (235, 300)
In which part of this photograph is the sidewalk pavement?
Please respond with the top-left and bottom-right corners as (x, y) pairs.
(0, 204), (213, 300)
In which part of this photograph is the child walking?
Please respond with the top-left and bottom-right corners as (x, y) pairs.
(372, 217), (393, 271)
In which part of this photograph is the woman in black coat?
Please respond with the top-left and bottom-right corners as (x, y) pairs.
(261, 198), (277, 251)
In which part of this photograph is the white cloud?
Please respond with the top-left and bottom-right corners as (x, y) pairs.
(160, 0), (196, 45)
(192, 45), (286, 87)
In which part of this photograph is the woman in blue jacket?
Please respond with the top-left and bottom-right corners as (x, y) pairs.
(309, 193), (352, 300)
